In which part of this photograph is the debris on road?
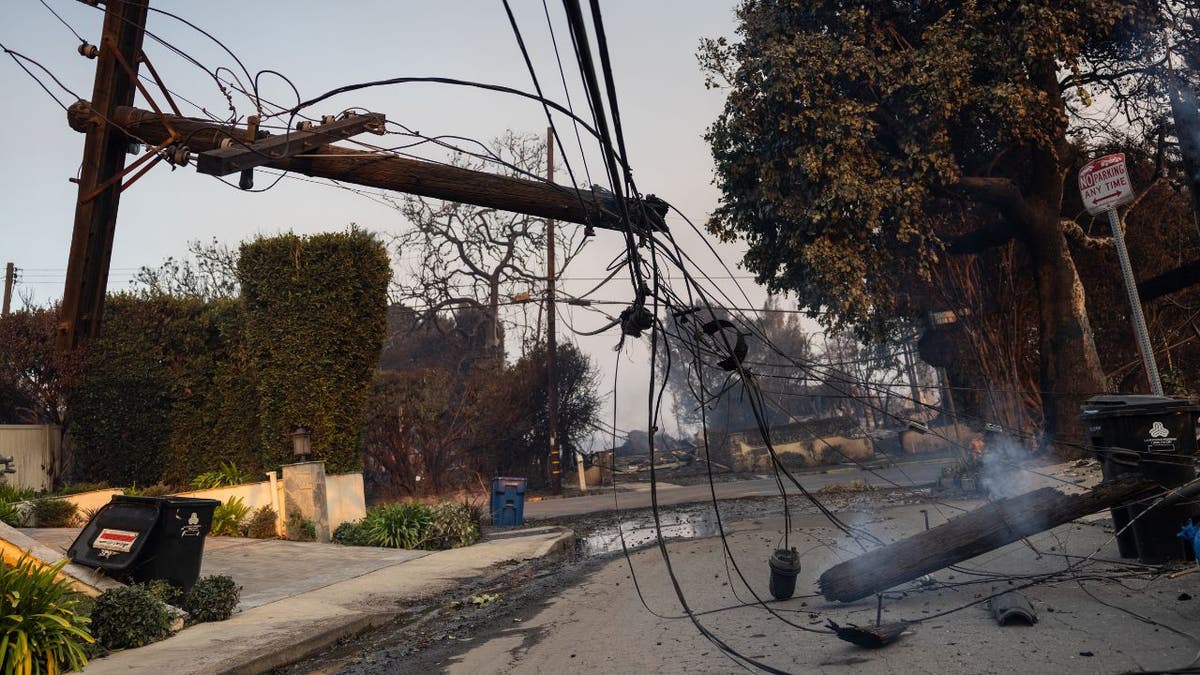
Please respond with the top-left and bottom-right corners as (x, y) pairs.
(990, 591), (1037, 625)
(827, 620), (909, 648)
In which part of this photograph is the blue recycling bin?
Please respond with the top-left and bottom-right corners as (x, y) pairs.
(491, 477), (527, 526)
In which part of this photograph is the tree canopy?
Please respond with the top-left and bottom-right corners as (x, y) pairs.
(700, 0), (1188, 444)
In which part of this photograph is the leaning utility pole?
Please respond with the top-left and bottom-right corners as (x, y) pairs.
(72, 105), (668, 235)
(60, 99), (667, 351)
(546, 127), (562, 496)
(58, 0), (150, 350)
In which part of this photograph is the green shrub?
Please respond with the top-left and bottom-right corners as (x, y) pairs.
(182, 575), (240, 622)
(139, 579), (183, 607)
(0, 556), (94, 673)
(91, 586), (170, 650)
(462, 498), (487, 530)
(424, 502), (482, 550)
(0, 501), (23, 527)
(53, 482), (108, 497)
(245, 505), (278, 539)
(124, 483), (175, 497)
(332, 519), (372, 546)
(210, 496), (251, 537)
(364, 503), (432, 549)
(32, 498), (78, 527)
(0, 482), (38, 503)
(189, 461), (254, 490)
(285, 511), (317, 542)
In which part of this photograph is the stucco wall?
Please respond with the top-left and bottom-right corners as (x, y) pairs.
(55, 471), (367, 535)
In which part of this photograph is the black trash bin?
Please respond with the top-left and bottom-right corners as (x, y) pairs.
(1081, 395), (1200, 563)
(68, 495), (220, 591)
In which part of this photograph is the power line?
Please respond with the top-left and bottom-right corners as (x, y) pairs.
(37, 0), (86, 44)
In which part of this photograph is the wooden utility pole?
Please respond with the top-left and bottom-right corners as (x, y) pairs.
(818, 478), (1162, 602)
(546, 127), (562, 495)
(70, 105), (668, 235)
(2, 263), (13, 317)
(58, 0), (150, 350)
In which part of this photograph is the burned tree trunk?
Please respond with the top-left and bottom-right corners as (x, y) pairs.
(818, 478), (1160, 602)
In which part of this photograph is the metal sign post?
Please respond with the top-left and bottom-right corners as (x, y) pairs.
(1078, 153), (1163, 395)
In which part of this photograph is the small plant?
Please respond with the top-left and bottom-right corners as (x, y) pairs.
(0, 556), (94, 673)
(91, 585), (171, 650)
(182, 575), (241, 622)
(0, 482), (37, 503)
(461, 497), (487, 530)
(424, 502), (482, 550)
(245, 505), (278, 539)
(53, 481), (108, 497)
(74, 506), (102, 528)
(189, 461), (254, 490)
(210, 496), (251, 537)
(285, 511), (317, 542)
(332, 519), (372, 546)
(32, 498), (78, 527)
(139, 579), (183, 607)
(363, 502), (432, 549)
(124, 483), (175, 497)
(0, 501), (23, 527)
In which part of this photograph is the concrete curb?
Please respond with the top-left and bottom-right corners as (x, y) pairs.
(215, 613), (393, 675)
(0, 522), (123, 596)
(82, 526), (576, 675)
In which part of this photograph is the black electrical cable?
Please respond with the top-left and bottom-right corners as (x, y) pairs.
(0, 42), (79, 110)
(38, 0), (86, 43)
(500, 0), (599, 235)
(541, 0), (594, 188)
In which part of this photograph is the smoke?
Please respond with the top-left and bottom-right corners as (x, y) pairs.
(979, 434), (1036, 499)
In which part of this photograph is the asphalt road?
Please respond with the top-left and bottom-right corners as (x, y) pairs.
(523, 457), (956, 519)
(431, 500), (1199, 675)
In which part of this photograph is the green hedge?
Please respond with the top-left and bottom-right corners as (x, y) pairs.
(161, 299), (260, 484)
(67, 229), (389, 485)
(238, 228), (389, 473)
(69, 294), (175, 486)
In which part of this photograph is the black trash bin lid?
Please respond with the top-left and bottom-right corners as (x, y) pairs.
(67, 498), (160, 572)
(1082, 395), (1200, 418)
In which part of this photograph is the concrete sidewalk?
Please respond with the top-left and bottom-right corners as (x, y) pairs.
(25, 526), (573, 675)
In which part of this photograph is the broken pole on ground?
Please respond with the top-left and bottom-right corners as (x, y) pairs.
(818, 478), (1162, 603)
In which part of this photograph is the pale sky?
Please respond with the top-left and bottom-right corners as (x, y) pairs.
(1, 1), (777, 441)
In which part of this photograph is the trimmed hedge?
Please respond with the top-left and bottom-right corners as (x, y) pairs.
(67, 294), (172, 485)
(238, 228), (390, 473)
(67, 229), (389, 484)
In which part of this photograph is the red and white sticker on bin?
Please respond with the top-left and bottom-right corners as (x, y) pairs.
(93, 528), (139, 553)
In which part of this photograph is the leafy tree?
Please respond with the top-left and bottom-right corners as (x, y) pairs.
(0, 307), (83, 426)
(699, 1), (1171, 445)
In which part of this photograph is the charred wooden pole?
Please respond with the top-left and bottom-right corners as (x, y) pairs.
(818, 478), (1162, 602)
(58, 1), (150, 350)
(66, 103), (668, 235)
